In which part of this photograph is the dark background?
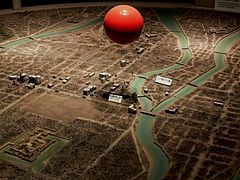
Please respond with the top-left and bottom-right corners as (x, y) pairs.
(0, 0), (12, 9)
(22, 0), (194, 6)
(0, 0), (195, 9)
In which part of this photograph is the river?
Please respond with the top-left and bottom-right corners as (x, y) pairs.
(130, 8), (240, 180)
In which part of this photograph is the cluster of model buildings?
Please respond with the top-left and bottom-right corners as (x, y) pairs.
(9, 70), (42, 89)
(6, 129), (52, 162)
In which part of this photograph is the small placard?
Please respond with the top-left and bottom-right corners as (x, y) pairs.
(155, 76), (172, 86)
(108, 94), (123, 104)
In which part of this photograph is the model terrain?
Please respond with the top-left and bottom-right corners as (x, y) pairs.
(0, 6), (240, 180)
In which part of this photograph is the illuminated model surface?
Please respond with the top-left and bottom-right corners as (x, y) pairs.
(0, 3), (240, 180)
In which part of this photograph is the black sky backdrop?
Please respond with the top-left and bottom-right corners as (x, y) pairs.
(0, 0), (195, 9)
(0, 0), (12, 9)
(22, 0), (194, 6)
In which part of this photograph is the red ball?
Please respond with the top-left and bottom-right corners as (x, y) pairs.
(104, 5), (144, 44)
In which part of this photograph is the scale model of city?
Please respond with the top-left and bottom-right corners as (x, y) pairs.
(0, 5), (240, 180)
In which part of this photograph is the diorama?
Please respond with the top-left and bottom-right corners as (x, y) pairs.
(0, 0), (239, 179)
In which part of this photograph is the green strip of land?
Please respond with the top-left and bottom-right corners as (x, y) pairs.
(232, 169), (240, 180)
(32, 136), (68, 171)
(215, 31), (240, 53)
(1, 38), (33, 49)
(32, 17), (103, 39)
(0, 17), (103, 49)
(131, 8), (191, 180)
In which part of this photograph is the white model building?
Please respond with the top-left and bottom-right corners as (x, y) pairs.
(108, 94), (123, 104)
(155, 76), (172, 86)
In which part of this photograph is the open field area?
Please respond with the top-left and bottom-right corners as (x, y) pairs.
(0, 5), (240, 180)
(23, 93), (107, 122)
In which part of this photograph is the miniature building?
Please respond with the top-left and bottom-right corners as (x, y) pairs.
(27, 83), (35, 89)
(135, 47), (144, 54)
(165, 92), (169, 96)
(145, 33), (158, 38)
(19, 73), (28, 83)
(155, 76), (172, 86)
(120, 60), (128, 67)
(34, 75), (41, 85)
(165, 107), (178, 114)
(89, 72), (95, 77)
(110, 83), (120, 91)
(83, 85), (96, 95)
(110, 86), (117, 91)
(128, 104), (137, 114)
(99, 72), (111, 80)
(47, 83), (54, 88)
(28, 75), (35, 84)
(100, 77), (106, 83)
(29, 75), (41, 85)
(108, 94), (123, 104)
(145, 33), (151, 38)
(62, 79), (67, 84)
(213, 101), (224, 107)
(68, 19), (78, 23)
(65, 76), (71, 81)
(144, 88), (149, 93)
(113, 83), (120, 88)
(9, 75), (17, 80)
(52, 75), (57, 79)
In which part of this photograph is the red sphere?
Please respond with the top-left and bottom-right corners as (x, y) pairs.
(104, 5), (144, 44)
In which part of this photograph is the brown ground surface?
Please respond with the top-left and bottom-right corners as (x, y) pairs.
(23, 93), (100, 122)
